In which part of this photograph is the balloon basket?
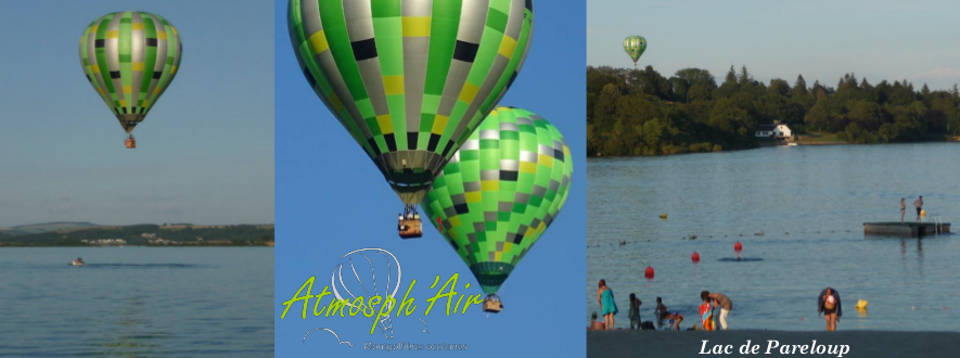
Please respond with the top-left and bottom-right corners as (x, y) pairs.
(124, 136), (136, 149)
(482, 294), (502, 313)
(398, 218), (422, 239)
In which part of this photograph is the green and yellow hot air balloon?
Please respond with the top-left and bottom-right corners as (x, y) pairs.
(422, 107), (573, 312)
(79, 11), (182, 149)
(289, 1), (535, 238)
(623, 35), (646, 68)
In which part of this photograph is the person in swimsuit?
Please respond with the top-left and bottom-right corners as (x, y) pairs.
(628, 293), (642, 330)
(654, 297), (668, 328)
(818, 287), (842, 331)
(900, 198), (906, 222)
(914, 196), (924, 221)
(597, 279), (618, 330)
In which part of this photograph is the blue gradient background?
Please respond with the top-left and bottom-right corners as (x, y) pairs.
(274, 1), (586, 356)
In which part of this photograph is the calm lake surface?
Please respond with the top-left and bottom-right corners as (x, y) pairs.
(0, 247), (272, 356)
(587, 143), (960, 331)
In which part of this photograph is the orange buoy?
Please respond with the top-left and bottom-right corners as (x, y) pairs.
(691, 251), (700, 263)
(644, 266), (655, 279)
(734, 241), (743, 252)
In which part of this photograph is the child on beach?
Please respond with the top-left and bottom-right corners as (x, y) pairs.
(699, 295), (715, 331)
(588, 312), (605, 331)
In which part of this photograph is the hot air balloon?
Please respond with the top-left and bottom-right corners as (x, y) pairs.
(288, 0), (534, 239)
(422, 107), (573, 312)
(79, 11), (182, 149)
(623, 35), (646, 68)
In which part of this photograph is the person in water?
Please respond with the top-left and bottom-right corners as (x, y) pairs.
(701, 291), (732, 329)
(588, 312), (605, 331)
(596, 279), (618, 330)
(818, 287), (842, 331)
(900, 198), (906, 223)
(914, 196), (924, 221)
(628, 293), (642, 330)
(698, 293), (715, 331)
(654, 297), (668, 328)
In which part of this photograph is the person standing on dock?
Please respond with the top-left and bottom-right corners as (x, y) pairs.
(914, 196), (924, 221)
(701, 291), (732, 329)
(818, 287), (842, 331)
(597, 280), (618, 330)
(900, 198), (906, 222)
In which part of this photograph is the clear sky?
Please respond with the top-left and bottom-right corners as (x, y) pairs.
(0, 0), (273, 226)
(275, 1), (586, 356)
(589, 0), (960, 90)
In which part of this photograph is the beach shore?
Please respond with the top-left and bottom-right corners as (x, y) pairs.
(588, 329), (960, 358)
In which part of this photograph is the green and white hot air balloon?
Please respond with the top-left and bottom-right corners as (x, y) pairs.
(79, 11), (182, 149)
(288, 1), (535, 238)
(623, 35), (646, 68)
(422, 106), (573, 312)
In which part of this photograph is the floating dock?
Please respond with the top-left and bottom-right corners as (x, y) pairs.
(863, 222), (951, 236)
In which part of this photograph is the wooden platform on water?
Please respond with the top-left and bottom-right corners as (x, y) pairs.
(863, 221), (951, 236)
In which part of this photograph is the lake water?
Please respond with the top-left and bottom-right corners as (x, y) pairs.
(587, 143), (960, 331)
(0, 247), (272, 356)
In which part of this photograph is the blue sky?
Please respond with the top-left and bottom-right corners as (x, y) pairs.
(589, 0), (960, 90)
(0, 0), (273, 226)
(275, 1), (586, 357)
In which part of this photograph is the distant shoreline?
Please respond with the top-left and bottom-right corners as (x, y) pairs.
(0, 243), (274, 247)
(589, 139), (956, 158)
(0, 223), (274, 247)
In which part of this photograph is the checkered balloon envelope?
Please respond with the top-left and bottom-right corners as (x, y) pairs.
(288, 0), (534, 209)
(79, 11), (182, 147)
(422, 106), (573, 299)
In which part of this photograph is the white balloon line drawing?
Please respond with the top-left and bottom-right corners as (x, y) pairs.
(331, 248), (402, 340)
(302, 328), (353, 348)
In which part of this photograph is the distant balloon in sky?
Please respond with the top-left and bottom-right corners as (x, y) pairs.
(79, 11), (182, 149)
(288, 0), (535, 238)
(623, 35), (646, 68)
(422, 106), (573, 312)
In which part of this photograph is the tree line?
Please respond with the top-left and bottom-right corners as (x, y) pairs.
(587, 65), (960, 156)
(0, 224), (274, 246)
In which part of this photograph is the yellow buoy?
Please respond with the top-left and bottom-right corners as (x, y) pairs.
(920, 210), (926, 217)
(659, 213), (668, 220)
(855, 299), (868, 310)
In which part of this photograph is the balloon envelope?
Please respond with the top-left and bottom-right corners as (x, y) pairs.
(288, 0), (535, 206)
(422, 107), (573, 294)
(623, 35), (646, 65)
(80, 11), (182, 134)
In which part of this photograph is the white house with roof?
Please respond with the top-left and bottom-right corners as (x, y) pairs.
(755, 123), (792, 139)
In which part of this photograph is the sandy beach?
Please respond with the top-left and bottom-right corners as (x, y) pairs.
(588, 329), (960, 358)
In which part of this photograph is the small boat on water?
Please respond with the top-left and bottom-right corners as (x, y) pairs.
(69, 257), (85, 266)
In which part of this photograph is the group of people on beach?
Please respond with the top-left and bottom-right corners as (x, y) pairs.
(591, 280), (844, 332)
(591, 280), (733, 331)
